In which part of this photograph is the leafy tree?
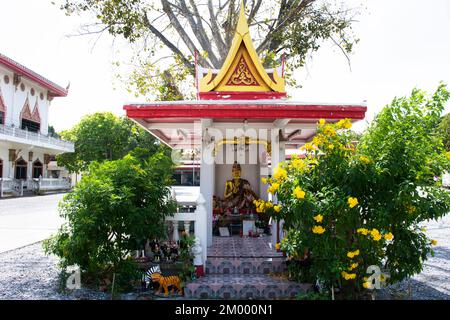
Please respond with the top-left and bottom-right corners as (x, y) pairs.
(57, 0), (360, 99)
(257, 84), (450, 299)
(48, 125), (60, 138)
(44, 150), (177, 289)
(56, 112), (162, 173)
(438, 113), (450, 150)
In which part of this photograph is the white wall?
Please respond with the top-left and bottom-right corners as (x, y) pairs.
(0, 65), (51, 135)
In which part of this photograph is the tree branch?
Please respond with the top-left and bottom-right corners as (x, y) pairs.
(142, 12), (195, 75)
(160, 0), (211, 68)
(208, 0), (228, 60)
(177, 0), (221, 67)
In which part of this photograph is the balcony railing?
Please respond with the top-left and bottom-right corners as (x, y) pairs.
(0, 178), (71, 197)
(0, 123), (74, 152)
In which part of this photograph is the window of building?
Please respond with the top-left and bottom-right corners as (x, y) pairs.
(0, 159), (3, 178)
(0, 111), (4, 125)
(15, 158), (27, 180)
(32, 160), (43, 179)
(21, 119), (40, 133)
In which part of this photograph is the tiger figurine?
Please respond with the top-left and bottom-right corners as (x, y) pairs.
(151, 272), (183, 296)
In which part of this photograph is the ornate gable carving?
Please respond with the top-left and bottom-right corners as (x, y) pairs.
(20, 97), (33, 121)
(226, 56), (259, 86)
(31, 99), (41, 123)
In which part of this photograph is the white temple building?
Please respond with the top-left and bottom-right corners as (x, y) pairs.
(0, 53), (74, 197)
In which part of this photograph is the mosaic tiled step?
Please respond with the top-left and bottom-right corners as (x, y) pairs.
(208, 236), (282, 258)
(184, 274), (311, 299)
(205, 257), (286, 275)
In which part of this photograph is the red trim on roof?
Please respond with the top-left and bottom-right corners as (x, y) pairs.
(0, 53), (67, 97)
(124, 103), (367, 120)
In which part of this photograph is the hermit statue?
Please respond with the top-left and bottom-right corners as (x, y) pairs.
(224, 161), (258, 210)
(192, 237), (204, 277)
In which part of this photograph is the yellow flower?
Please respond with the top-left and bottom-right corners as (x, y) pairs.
(348, 197), (359, 208)
(274, 204), (282, 213)
(336, 118), (352, 129)
(265, 201), (274, 209)
(347, 250), (360, 259)
(312, 225), (326, 234)
(327, 144), (335, 150)
(268, 183), (280, 194)
(323, 125), (336, 137)
(363, 282), (370, 289)
(357, 228), (369, 236)
(319, 118), (326, 125)
(359, 156), (370, 164)
(261, 177), (268, 184)
(371, 229), (382, 241)
(446, 151), (450, 159)
(348, 263), (359, 271)
(384, 232), (394, 241)
(275, 243), (281, 250)
(273, 166), (288, 181)
(313, 214), (324, 223)
(431, 240), (438, 246)
(301, 142), (316, 151)
(406, 204), (416, 214)
(291, 159), (307, 170)
(312, 136), (324, 147)
(341, 271), (357, 280)
(293, 186), (306, 199)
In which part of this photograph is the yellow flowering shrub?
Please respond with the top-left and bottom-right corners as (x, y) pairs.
(264, 84), (450, 299)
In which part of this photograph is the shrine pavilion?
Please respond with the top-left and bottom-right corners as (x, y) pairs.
(124, 1), (367, 275)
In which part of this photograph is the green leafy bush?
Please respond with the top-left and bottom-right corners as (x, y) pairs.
(257, 84), (450, 299)
(44, 150), (176, 290)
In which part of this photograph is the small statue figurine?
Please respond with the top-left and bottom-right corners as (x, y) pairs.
(224, 161), (258, 211)
(192, 237), (204, 277)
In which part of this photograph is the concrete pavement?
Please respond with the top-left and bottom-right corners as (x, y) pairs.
(0, 194), (66, 253)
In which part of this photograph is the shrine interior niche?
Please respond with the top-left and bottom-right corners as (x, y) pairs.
(213, 143), (270, 237)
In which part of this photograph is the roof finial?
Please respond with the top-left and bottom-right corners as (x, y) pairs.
(236, 0), (249, 36)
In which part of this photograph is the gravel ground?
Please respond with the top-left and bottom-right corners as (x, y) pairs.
(0, 215), (449, 300)
(0, 243), (109, 300)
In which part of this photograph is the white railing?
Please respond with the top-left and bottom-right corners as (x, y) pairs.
(165, 192), (207, 266)
(0, 123), (74, 152)
(0, 178), (23, 197)
(33, 177), (71, 193)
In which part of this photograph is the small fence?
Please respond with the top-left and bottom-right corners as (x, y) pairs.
(0, 178), (71, 197)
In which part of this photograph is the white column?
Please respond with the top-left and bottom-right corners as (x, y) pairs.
(270, 128), (286, 246)
(200, 118), (215, 247)
(194, 194), (208, 266)
(173, 221), (179, 242)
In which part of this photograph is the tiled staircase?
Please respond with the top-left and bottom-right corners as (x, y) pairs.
(184, 237), (311, 299)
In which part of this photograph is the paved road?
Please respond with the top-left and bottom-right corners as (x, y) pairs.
(0, 194), (66, 253)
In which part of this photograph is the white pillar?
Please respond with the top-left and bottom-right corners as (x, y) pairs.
(195, 193), (208, 266)
(200, 119), (215, 247)
(173, 221), (179, 242)
(270, 128), (286, 246)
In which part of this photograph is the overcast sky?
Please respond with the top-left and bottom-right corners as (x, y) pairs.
(1, 0), (449, 132)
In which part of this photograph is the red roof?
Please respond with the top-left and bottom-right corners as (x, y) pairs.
(0, 53), (68, 97)
(124, 101), (367, 120)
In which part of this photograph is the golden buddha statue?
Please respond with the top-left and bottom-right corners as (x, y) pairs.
(224, 161), (258, 211)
